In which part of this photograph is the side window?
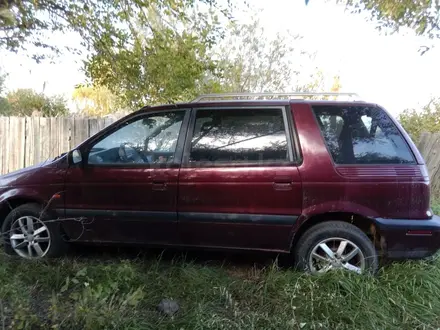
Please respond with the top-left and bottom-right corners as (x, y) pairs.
(88, 111), (185, 165)
(189, 108), (289, 164)
(316, 114), (344, 163)
(313, 106), (415, 164)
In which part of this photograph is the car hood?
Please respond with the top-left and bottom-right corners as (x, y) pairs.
(0, 156), (66, 187)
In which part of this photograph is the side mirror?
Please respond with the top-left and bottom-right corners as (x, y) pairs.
(71, 149), (83, 165)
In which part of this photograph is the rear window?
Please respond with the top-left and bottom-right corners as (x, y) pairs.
(313, 105), (415, 165)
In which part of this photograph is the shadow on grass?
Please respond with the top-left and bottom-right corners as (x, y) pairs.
(70, 243), (284, 269)
(54, 241), (440, 277)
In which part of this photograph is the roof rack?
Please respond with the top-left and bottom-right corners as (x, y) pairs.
(191, 92), (362, 103)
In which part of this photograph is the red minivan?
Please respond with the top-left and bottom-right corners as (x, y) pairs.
(0, 93), (439, 274)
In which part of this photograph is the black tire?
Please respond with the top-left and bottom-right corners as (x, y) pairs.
(2, 203), (68, 258)
(293, 221), (378, 275)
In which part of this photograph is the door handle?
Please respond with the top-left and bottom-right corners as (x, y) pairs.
(152, 181), (167, 191)
(273, 182), (292, 191)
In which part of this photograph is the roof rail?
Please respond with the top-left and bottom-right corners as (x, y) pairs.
(191, 92), (362, 103)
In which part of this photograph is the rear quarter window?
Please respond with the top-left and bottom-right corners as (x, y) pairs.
(313, 105), (416, 165)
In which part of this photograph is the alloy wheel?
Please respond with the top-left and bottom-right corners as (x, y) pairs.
(308, 237), (365, 274)
(9, 216), (51, 259)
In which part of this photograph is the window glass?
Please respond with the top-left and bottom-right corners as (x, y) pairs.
(313, 106), (415, 164)
(190, 108), (288, 163)
(88, 111), (185, 165)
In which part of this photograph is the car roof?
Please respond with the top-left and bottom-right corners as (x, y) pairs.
(137, 99), (380, 113)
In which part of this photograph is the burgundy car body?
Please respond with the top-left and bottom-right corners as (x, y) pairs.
(1, 99), (439, 260)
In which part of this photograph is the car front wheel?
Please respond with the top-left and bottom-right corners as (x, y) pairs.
(293, 221), (378, 275)
(2, 203), (68, 259)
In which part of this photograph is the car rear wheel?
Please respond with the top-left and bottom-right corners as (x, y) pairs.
(293, 221), (378, 275)
(2, 203), (68, 259)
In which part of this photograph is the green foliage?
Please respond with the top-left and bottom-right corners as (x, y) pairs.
(398, 98), (440, 141)
(84, 4), (225, 109)
(0, 69), (6, 95)
(0, 70), (9, 115)
(0, 0), (232, 62)
(432, 200), (440, 215)
(0, 97), (9, 114)
(86, 14), (320, 108)
(4, 89), (69, 116)
(339, 0), (440, 44)
(72, 85), (120, 116)
(2, 250), (440, 329)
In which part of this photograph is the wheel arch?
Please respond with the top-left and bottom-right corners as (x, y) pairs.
(290, 212), (383, 252)
(0, 196), (44, 230)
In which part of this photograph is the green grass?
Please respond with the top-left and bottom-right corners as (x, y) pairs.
(1, 249), (440, 330)
(1, 201), (440, 329)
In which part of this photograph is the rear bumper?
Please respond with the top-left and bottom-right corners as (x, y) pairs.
(375, 215), (440, 260)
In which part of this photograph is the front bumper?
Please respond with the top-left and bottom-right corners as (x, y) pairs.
(375, 215), (440, 259)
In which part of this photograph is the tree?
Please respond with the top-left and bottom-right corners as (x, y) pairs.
(207, 19), (307, 94)
(72, 85), (119, 116)
(399, 98), (440, 141)
(84, 7), (338, 108)
(0, 69), (6, 95)
(0, 69), (10, 115)
(307, 1), (439, 53)
(189, 18), (334, 100)
(321, 1), (440, 45)
(199, 18), (343, 98)
(5, 89), (68, 116)
(296, 69), (343, 99)
(84, 4), (225, 108)
(0, 0), (231, 61)
(0, 97), (9, 115)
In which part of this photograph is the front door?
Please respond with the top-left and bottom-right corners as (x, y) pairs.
(178, 106), (303, 252)
(62, 109), (189, 245)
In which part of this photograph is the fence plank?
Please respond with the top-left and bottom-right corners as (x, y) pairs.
(0, 118), (5, 174)
(8, 118), (19, 172)
(55, 117), (65, 155)
(104, 116), (117, 128)
(88, 118), (100, 137)
(39, 117), (50, 163)
(32, 117), (41, 165)
(17, 117), (26, 169)
(25, 117), (34, 168)
(97, 118), (106, 132)
(423, 134), (439, 172)
(72, 118), (88, 148)
(3, 117), (10, 173)
(425, 134), (440, 196)
(64, 117), (74, 151)
(416, 132), (440, 198)
(49, 117), (59, 158)
(417, 132), (431, 156)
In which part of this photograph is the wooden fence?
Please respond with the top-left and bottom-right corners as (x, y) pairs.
(1, 116), (440, 195)
(0, 115), (125, 175)
(417, 132), (440, 196)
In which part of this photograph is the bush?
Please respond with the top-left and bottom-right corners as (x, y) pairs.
(399, 98), (440, 141)
(4, 89), (68, 117)
(0, 97), (10, 115)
